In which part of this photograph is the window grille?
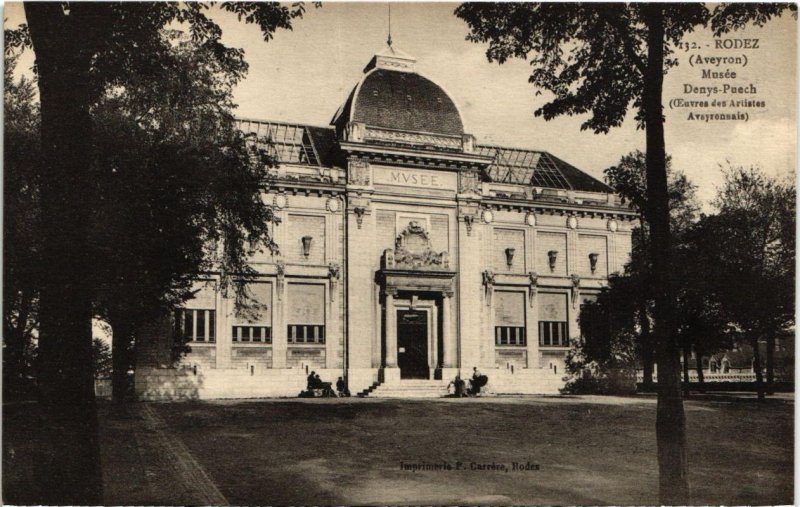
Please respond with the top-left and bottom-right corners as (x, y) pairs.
(175, 309), (216, 343)
(232, 325), (272, 344)
(539, 321), (569, 347)
(495, 326), (526, 346)
(287, 324), (325, 344)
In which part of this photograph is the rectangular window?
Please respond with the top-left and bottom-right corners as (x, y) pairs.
(232, 325), (272, 343)
(538, 321), (569, 347)
(495, 326), (526, 346)
(494, 291), (526, 347)
(538, 292), (569, 347)
(287, 283), (325, 345)
(287, 324), (326, 344)
(232, 282), (272, 344)
(175, 309), (216, 342)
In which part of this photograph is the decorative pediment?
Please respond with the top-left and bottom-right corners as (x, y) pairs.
(383, 221), (449, 271)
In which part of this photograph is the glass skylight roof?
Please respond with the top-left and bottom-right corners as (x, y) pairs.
(477, 145), (572, 189)
(236, 120), (320, 166)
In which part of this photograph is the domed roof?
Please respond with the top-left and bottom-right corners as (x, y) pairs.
(332, 48), (465, 137)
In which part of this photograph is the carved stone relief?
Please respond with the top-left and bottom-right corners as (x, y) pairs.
(328, 262), (340, 302)
(343, 121), (365, 142)
(570, 273), (581, 309)
(276, 260), (286, 301)
(348, 159), (371, 186)
(382, 221), (450, 271)
(482, 270), (496, 306)
(458, 170), (480, 195)
(528, 271), (539, 307)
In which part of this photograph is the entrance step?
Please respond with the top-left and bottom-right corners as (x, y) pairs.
(365, 379), (449, 399)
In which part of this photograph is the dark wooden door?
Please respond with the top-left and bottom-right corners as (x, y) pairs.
(397, 309), (428, 379)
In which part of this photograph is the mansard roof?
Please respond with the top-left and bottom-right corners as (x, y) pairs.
(332, 69), (465, 137)
(235, 120), (611, 194)
(330, 46), (465, 137)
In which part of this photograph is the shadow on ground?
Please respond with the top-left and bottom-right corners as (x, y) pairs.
(3, 395), (793, 505)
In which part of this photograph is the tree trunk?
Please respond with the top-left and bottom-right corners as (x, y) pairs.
(638, 219), (655, 390)
(641, 342), (655, 390)
(752, 335), (765, 402)
(24, 3), (101, 502)
(681, 344), (691, 399)
(765, 334), (775, 395)
(110, 312), (134, 402)
(694, 349), (705, 393)
(3, 292), (31, 399)
(643, 5), (689, 504)
(639, 305), (655, 389)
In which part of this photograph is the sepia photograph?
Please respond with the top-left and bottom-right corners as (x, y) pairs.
(2, 1), (796, 505)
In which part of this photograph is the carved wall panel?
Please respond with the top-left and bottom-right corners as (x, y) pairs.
(493, 228), (526, 273)
(286, 214), (326, 264)
(578, 234), (608, 277)
(536, 231), (568, 276)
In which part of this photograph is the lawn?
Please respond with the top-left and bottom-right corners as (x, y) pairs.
(3, 394), (793, 505)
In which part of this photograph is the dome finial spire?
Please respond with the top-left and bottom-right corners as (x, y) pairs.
(387, 3), (392, 47)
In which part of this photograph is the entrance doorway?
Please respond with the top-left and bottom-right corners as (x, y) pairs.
(397, 309), (429, 379)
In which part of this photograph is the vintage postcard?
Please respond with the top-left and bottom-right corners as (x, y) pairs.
(3, 2), (795, 505)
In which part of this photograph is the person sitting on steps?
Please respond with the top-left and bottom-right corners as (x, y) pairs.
(315, 373), (335, 397)
(448, 374), (466, 397)
(336, 377), (350, 397)
(307, 371), (318, 391)
(469, 366), (488, 396)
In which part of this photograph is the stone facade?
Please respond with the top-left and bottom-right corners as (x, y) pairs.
(136, 47), (636, 400)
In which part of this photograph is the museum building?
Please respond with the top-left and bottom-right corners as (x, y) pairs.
(135, 47), (637, 400)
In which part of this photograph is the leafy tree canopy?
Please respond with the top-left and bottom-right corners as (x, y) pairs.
(604, 150), (699, 234)
(4, 49), (42, 395)
(694, 166), (795, 336)
(455, 3), (794, 133)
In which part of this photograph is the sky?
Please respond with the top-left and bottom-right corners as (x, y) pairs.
(5, 2), (797, 208)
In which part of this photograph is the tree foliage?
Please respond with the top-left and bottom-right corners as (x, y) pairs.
(456, 3), (710, 132)
(565, 274), (640, 394)
(605, 150), (699, 236)
(455, 4), (793, 501)
(89, 29), (279, 313)
(569, 151), (720, 394)
(455, 3), (794, 133)
(87, 29), (282, 398)
(92, 338), (113, 380)
(4, 4), (309, 501)
(3, 49), (42, 399)
(692, 166), (795, 386)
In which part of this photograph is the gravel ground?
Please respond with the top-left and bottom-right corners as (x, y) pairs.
(3, 394), (793, 505)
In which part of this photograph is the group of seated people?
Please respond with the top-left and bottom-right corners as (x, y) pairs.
(300, 371), (349, 397)
(448, 367), (489, 397)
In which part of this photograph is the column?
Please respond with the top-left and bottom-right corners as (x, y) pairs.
(526, 291), (539, 369)
(215, 293), (232, 368)
(325, 282), (338, 369)
(272, 280), (287, 368)
(442, 292), (455, 367)
(429, 306), (438, 371)
(385, 291), (397, 367)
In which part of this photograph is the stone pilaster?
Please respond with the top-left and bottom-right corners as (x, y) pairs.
(272, 271), (287, 368)
(384, 290), (398, 367)
(442, 292), (456, 368)
(215, 292), (232, 368)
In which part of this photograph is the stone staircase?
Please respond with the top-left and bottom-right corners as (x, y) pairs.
(358, 368), (566, 398)
(361, 379), (450, 398)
